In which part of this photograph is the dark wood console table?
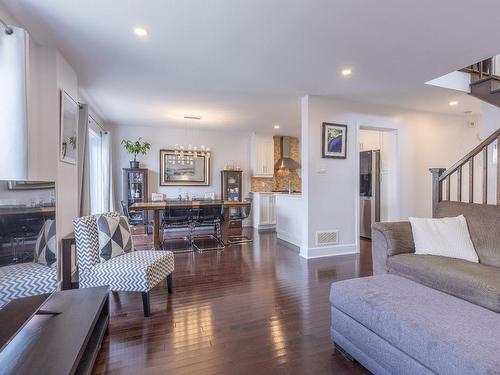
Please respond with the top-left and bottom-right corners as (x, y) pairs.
(0, 287), (109, 375)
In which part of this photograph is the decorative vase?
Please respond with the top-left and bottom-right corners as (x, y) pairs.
(130, 161), (139, 168)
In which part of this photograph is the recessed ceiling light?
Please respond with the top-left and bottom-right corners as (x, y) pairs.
(184, 114), (201, 120)
(341, 68), (352, 77)
(134, 27), (148, 37)
(274, 124), (280, 129)
(449, 101), (459, 106)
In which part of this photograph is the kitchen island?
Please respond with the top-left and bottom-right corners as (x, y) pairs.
(274, 193), (304, 249)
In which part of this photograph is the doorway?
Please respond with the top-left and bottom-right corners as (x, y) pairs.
(358, 127), (399, 239)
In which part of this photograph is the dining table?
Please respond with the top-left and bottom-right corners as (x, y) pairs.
(129, 200), (251, 249)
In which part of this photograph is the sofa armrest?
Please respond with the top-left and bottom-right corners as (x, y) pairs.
(371, 222), (415, 275)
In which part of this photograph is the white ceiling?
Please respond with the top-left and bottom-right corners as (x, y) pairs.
(3, 0), (499, 134)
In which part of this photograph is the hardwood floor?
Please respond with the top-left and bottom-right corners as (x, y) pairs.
(93, 231), (373, 375)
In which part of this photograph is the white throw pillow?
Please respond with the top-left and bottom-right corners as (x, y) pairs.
(408, 215), (478, 263)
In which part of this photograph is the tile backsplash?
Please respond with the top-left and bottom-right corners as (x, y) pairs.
(251, 136), (301, 192)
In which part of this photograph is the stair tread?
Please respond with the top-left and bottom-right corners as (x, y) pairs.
(470, 76), (500, 86)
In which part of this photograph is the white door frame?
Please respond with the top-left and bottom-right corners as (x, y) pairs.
(355, 124), (400, 242)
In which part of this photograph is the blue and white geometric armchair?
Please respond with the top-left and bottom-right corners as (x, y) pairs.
(73, 212), (174, 317)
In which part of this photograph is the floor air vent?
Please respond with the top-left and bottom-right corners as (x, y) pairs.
(316, 230), (339, 246)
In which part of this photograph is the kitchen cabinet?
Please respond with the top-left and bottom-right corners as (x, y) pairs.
(250, 134), (274, 178)
(251, 192), (276, 230)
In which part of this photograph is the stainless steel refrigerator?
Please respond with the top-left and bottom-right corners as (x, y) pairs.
(360, 150), (380, 239)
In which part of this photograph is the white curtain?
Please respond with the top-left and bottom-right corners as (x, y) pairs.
(87, 114), (114, 214)
(78, 104), (91, 216)
(102, 131), (114, 212)
(0, 27), (28, 179)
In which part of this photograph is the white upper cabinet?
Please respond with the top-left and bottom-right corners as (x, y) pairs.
(250, 133), (274, 178)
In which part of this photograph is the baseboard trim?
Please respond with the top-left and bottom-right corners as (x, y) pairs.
(257, 224), (276, 232)
(277, 238), (300, 253)
(276, 229), (301, 248)
(300, 243), (358, 259)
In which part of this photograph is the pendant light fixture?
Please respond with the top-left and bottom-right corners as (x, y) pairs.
(169, 115), (210, 165)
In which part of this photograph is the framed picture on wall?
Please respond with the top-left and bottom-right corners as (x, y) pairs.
(59, 90), (78, 164)
(322, 122), (347, 159)
(159, 149), (211, 186)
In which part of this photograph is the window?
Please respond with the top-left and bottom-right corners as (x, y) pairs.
(88, 116), (112, 214)
(89, 128), (104, 214)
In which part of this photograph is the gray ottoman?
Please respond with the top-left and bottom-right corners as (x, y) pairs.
(330, 274), (500, 375)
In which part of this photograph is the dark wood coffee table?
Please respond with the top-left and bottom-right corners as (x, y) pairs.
(0, 286), (109, 375)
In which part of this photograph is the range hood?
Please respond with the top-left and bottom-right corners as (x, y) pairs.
(275, 136), (301, 170)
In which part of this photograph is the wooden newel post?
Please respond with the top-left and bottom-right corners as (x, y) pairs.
(429, 168), (445, 217)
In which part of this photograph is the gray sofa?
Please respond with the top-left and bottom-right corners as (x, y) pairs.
(330, 275), (500, 375)
(330, 201), (500, 374)
(372, 201), (500, 313)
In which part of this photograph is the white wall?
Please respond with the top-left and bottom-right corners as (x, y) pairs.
(478, 102), (499, 203)
(55, 52), (79, 237)
(1, 3), (84, 239)
(26, 41), (79, 239)
(110, 124), (251, 207)
(301, 95), (482, 258)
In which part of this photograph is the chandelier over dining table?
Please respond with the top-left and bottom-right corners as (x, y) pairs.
(167, 114), (211, 165)
(169, 143), (211, 165)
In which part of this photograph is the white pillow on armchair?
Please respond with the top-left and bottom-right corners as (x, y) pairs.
(408, 215), (479, 263)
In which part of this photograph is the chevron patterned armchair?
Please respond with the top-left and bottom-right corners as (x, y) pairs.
(73, 212), (174, 317)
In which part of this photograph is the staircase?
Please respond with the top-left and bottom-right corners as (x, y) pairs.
(461, 57), (500, 106)
(430, 128), (500, 216)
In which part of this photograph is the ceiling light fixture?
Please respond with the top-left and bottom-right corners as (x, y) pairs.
(341, 68), (352, 77)
(169, 115), (210, 166)
(274, 124), (280, 129)
(134, 27), (148, 37)
(449, 101), (459, 106)
(184, 114), (201, 120)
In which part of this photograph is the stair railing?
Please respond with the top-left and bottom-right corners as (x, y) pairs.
(461, 57), (497, 81)
(430, 128), (500, 216)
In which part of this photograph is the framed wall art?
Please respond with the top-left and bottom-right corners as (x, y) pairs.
(322, 122), (347, 159)
(59, 90), (78, 164)
(159, 149), (210, 186)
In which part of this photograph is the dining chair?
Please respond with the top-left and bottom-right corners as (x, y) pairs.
(191, 203), (225, 251)
(161, 206), (193, 252)
(227, 201), (253, 245)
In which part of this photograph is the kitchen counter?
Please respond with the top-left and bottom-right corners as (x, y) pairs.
(274, 193), (303, 248)
(251, 191), (302, 195)
(250, 192), (303, 246)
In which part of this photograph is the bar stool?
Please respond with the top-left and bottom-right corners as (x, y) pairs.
(228, 202), (253, 245)
(191, 203), (224, 252)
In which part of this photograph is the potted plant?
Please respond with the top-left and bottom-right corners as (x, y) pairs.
(121, 137), (151, 168)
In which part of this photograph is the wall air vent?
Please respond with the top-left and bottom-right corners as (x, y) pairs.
(315, 230), (339, 246)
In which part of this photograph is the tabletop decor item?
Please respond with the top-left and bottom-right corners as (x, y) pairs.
(322, 123), (347, 159)
(121, 137), (151, 168)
